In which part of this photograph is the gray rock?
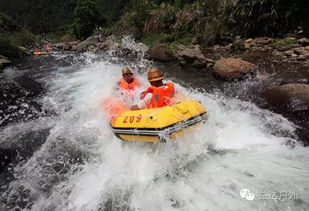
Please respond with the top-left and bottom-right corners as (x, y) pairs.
(293, 48), (308, 55)
(177, 45), (214, 68)
(284, 50), (294, 55)
(76, 36), (99, 52)
(297, 55), (309, 61)
(0, 56), (13, 70)
(272, 50), (281, 56)
(264, 83), (309, 113)
(253, 37), (275, 45)
(98, 39), (120, 51)
(298, 38), (309, 46)
(147, 44), (177, 62)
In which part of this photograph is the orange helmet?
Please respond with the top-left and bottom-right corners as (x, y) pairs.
(147, 68), (164, 82)
(122, 67), (133, 75)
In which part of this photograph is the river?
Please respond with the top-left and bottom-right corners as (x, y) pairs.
(0, 50), (309, 211)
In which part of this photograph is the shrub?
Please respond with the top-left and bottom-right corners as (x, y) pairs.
(0, 35), (22, 58)
(72, 0), (100, 40)
(10, 30), (37, 47)
(161, 4), (178, 31)
(227, 0), (307, 37)
(0, 12), (21, 32)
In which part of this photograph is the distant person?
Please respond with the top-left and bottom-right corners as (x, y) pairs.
(117, 67), (140, 99)
(98, 27), (103, 42)
(131, 68), (175, 110)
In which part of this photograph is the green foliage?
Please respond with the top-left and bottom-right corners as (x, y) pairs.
(227, 0), (307, 37)
(270, 38), (298, 48)
(129, 0), (153, 30)
(142, 33), (191, 46)
(0, 0), (76, 34)
(202, 18), (230, 45)
(95, 0), (127, 25)
(10, 30), (37, 47)
(160, 4), (178, 30)
(232, 39), (245, 51)
(0, 12), (20, 32)
(0, 13), (37, 58)
(72, 0), (100, 40)
(0, 35), (22, 58)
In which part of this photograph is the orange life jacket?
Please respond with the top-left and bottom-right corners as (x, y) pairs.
(118, 77), (140, 98)
(141, 82), (175, 108)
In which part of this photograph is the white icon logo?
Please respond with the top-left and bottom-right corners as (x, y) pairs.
(240, 189), (255, 201)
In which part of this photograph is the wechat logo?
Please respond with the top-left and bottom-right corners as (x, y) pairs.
(240, 189), (255, 201)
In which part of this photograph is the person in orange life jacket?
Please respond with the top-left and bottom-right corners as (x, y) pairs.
(131, 68), (175, 110)
(117, 67), (140, 98)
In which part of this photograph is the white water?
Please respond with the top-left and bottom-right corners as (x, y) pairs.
(1, 52), (309, 211)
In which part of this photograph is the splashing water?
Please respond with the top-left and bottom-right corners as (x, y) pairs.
(0, 52), (309, 211)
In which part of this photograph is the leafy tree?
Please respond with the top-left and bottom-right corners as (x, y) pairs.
(73, 0), (100, 40)
(0, 0), (76, 34)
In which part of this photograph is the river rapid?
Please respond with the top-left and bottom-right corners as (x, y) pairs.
(0, 50), (309, 211)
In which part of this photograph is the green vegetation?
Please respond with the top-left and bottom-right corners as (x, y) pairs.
(0, 0), (307, 47)
(0, 12), (37, 58)
(72, 0), (100, 40)
(226, 0), (307, 37)
(270, 38), (299, 49)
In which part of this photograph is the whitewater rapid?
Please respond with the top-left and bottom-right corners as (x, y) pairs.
(1, 52), (309, 211)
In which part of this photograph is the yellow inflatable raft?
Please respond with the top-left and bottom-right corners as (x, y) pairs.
(109, 100), (207, 142)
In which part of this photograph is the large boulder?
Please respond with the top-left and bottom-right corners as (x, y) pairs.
(264, 83), (309, 113)
(213, 58), (257, 80)
(98, 39), (120, 51)
(75, 35), (99, 52)
(177, 45), (214, 68)
(147, 44), (177, 62)
(298, 38), (309, 46)
(0, 55), (13, 70)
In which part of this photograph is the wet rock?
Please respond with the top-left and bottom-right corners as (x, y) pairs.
(272, 50), (281, 56)
(0, 55), (13, 70)
(293, 48), (308, 55)
(63, 42), (78, 51)
(147, 44), (177, 62)
(291, 53), (298, 58)
(0, 128), (50, 172)
(298, 38), (309, 46)
(264, 83), (309, 113)
(213, 58), (257, 80)
(119, 41), (149, 57)
(15, 74), (43, 97)
(290, 44), (302, 48)
(284, 50), (294, 56)
(277, 46), (292, 52)
(253, 37), (275, 45)
(53, 42), (65, 50)
(0, 148), (17, 173)
(98, 39), (120, 51)
(297, 55), (309, 61)
(177, 45), (215, 68)
(76, 35), (99, 52)
(87, 45), (98, 52)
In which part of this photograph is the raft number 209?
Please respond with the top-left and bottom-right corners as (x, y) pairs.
(123, 115), (142, 123)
